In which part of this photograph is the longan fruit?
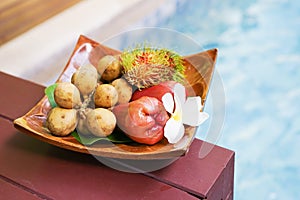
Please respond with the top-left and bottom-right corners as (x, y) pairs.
(97, 55), (115, 75)
(71, 64), (98, 97)
(46, 107), (77, 136)
(76, 108), (93, 136)
(54, 82), (82, 109)
(76, 117), (91, 136)
(111, 78), (132, 104)
(97, 55), (122, 82)
(94, 84), (118, 108)
(86, 108), (116, 137)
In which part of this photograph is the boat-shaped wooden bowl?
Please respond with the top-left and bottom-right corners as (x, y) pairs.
(14, 35), (217, 160)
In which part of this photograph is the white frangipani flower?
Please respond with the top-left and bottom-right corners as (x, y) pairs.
(162, 83), (209, 144)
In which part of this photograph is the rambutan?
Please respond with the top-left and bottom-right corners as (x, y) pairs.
(120, 45), (185, 89)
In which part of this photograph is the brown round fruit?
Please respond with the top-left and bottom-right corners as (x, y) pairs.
(94, 84), (118, 108)
(46, 107), (77, 136)
(86, 108), (116, 137)
(54, 82), (82, 109)
(97, 55), (122, 82)
(71, 64), (98, 97)
(111, 78), (132, 104)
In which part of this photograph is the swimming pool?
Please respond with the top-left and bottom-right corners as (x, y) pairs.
(131, 0), (300, 199)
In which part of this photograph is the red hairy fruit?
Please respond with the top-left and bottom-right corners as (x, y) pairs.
(112, 96), (169, 145)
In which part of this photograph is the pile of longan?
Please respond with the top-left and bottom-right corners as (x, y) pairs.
(46, 55), (133, 138)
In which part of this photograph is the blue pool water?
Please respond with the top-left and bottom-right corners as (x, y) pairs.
(133, 0), (300, 199)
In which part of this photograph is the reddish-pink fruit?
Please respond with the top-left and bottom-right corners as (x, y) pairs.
(131, 81), (178, 102)
(112, 96), (169, 145)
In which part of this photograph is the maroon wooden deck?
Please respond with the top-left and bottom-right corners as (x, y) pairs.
(0, 72), (234, 199)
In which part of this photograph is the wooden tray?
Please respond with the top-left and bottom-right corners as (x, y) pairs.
(14, 35), (217, 160)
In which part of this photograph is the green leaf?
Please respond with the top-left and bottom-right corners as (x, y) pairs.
(45, 83), (57, 108)
(107, 131), (133, 143)
(71, 130), (133, 146)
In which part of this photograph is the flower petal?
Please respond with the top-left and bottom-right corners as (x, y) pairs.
(164, 118), (185, 144)
(174, 83), (186, 105)
(173, 89), (183, 115)
(162, 93), (174, 113)
(182, 97), (208, 126)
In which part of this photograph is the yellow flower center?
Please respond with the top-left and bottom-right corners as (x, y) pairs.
(172, 111), (181, 122)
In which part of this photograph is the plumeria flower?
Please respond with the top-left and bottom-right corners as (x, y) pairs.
(162, 83), (209, 144)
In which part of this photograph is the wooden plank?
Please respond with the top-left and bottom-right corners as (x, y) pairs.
(0, 0), (82, 45)
(0, 174), (52, 200)
(123, 139), (235, 199)
(0, 118), (198, 200)
(0, 177), (41, 200)
(0, 72), (45, 121)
